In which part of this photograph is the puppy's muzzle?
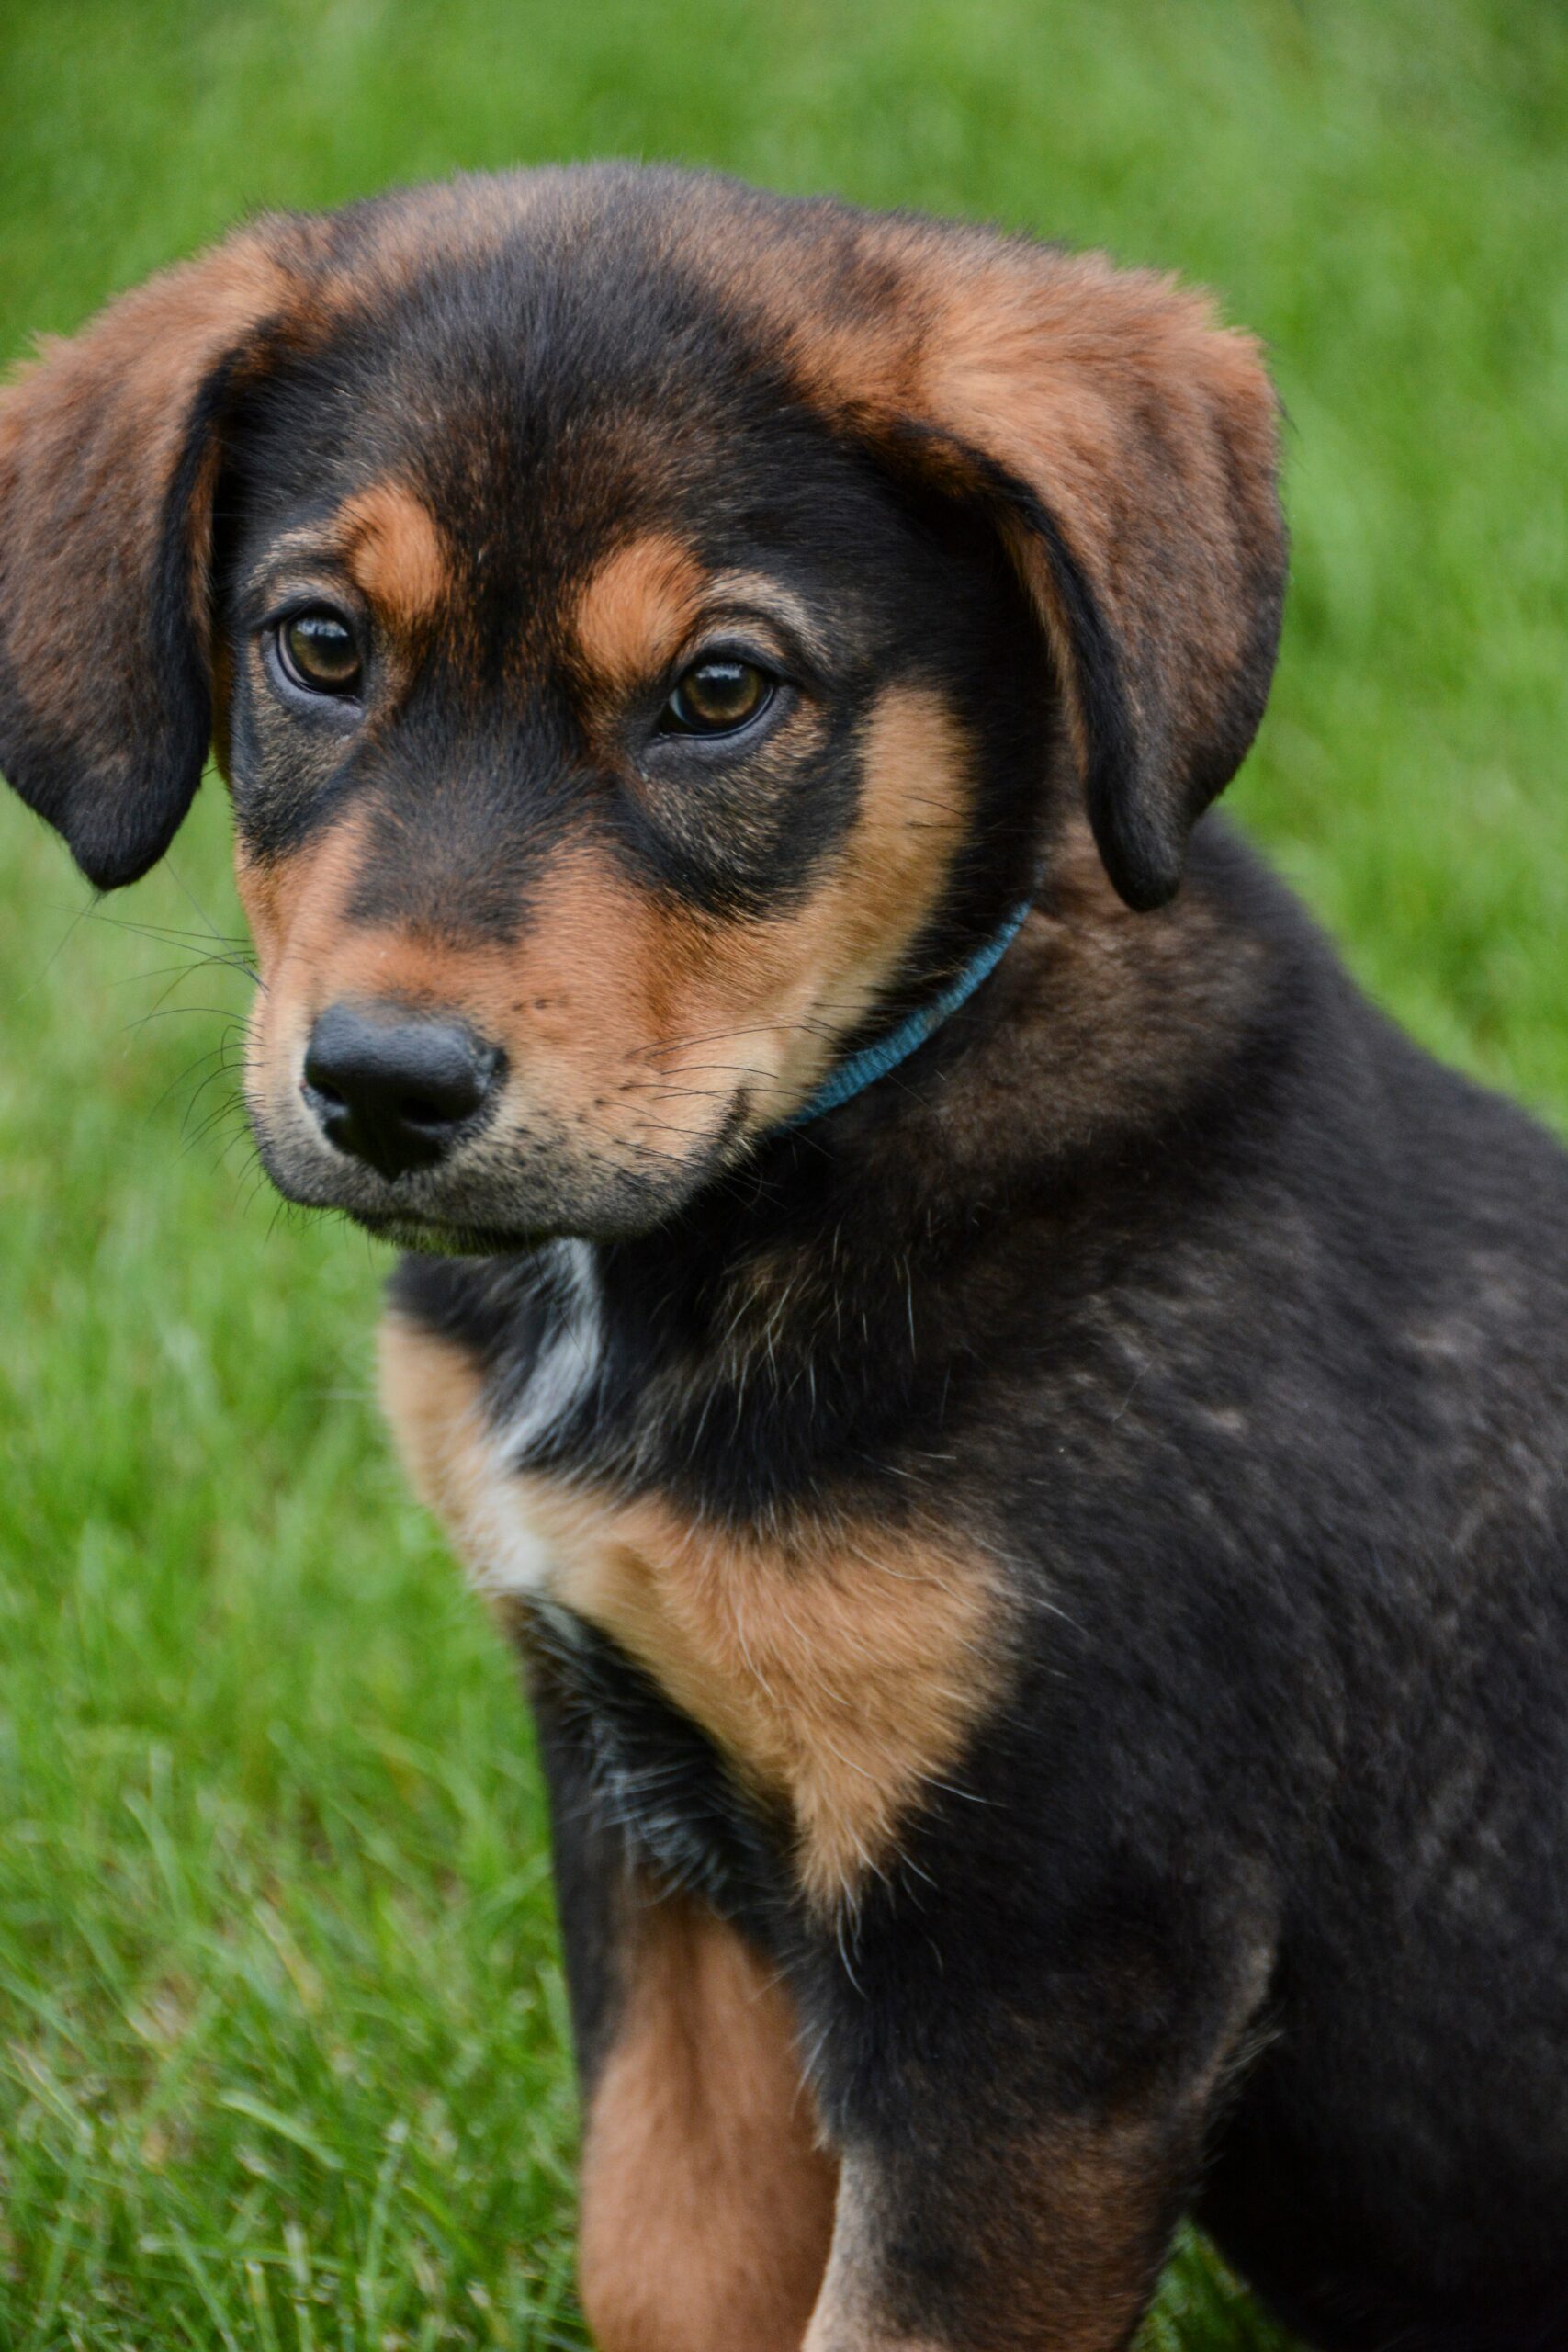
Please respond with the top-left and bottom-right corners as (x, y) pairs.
(301, 1003), (502, 1180)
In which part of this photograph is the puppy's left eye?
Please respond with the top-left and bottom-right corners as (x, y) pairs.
(660, 659), (773, 737)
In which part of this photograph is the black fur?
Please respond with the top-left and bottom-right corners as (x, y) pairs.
(4, 168), (1562, 2349)
(400, 821), (1568, 2346)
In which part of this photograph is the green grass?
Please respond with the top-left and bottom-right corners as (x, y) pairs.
(1, 0), (1565, 2342)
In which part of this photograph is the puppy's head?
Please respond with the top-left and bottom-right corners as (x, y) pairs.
(0, 168), (1284, 1250)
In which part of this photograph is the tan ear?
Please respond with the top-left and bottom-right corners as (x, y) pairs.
(0, 226), (305, 888)
(748, 215), (1286, 909)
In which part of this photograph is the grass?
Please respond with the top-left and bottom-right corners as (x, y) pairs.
(1, 0), (1565, 2342)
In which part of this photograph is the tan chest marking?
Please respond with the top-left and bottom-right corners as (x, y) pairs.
(380, 1314), (1008, 1910)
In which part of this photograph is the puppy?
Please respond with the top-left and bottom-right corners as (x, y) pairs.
(5, 167), (1568, 2352)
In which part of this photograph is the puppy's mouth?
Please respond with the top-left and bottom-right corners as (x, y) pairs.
(352, 1208), (547, 1258)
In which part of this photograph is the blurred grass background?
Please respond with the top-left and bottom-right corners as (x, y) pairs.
(1, 1), (1565, 2344)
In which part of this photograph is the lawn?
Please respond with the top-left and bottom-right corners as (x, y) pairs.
(1, 1), (1565, 2344)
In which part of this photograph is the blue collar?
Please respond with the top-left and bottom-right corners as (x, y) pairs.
(784, 901), (1032, 1129)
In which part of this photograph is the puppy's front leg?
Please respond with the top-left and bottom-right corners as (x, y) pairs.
(524, 1643), (838, 2352)
(800, 1911), (1270, 2352)
(805, 2115), (1190, 2352)
(576, 1883), (839, 2352)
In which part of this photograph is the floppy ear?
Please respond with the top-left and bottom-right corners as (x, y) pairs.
(0, 230), (301, 889)
(767, 222), (1286, 910)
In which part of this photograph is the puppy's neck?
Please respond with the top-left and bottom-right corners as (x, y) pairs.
(526, 816), (1307, 1509)
(389, 815), (1310, 1521)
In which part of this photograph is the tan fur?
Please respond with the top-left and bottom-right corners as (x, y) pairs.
(570, 533), (709, 694)
(340, 481), (450, 632)
(239, 683), (973, 1175)
(378, 1314), (1008, 1909)
(523, 1484), (1005, 1909)
(578, 1887), (837, 2352)
(234, 813), (372, 1062)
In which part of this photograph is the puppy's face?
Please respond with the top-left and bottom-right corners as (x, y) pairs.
(220, 303), (1043, 1248)
(0, 169), (1285, 1250)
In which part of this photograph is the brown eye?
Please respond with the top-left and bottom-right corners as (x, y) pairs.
(277, 607), (363, 696)
(660, 658), (773, 736)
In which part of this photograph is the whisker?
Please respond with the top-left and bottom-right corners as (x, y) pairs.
(162, 856), (235, 949)
(124, 1002), (254, 1035)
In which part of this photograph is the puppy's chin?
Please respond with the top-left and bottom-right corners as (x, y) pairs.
(248, 1110), (732, 1257)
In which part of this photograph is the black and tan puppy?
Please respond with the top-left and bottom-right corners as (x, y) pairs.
(5, 166), (1568, 2351)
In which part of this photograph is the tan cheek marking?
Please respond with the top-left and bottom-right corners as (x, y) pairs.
(579, 1888), (837, 2352)
(730, 682), (974, 1117)
(570, 532), (708, 695)
(481, 855), (734, 1156)
(231, 845), (287, 970)
(234, 812), (378, 1114)
(233, 809), (369, 977)
(505, 682), (975, 1142)
(339, 481), (449, 632)
(244, 843), (747, 1170)
(280, 842), (795, 1169)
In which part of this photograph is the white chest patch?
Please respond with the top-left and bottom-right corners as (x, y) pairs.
(466, 1238), (604, 1599)
(378, 1240), (604, 1605)
(502, 1238), (604, 1462)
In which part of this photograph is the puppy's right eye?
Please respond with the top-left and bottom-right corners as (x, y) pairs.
(660, 658), (773, 737)
(277, 607), (363, 697)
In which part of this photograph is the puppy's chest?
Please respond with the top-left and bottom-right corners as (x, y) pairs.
(379, 1301), (1006, 1908)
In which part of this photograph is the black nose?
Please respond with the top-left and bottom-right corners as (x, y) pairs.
(301, 1004), (502, 1179)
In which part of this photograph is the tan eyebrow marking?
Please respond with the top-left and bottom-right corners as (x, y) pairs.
(571, 539), (831, 706)
(338, 481), (449, 630)
(571, 532), (711, 693)
(243, 484), (448, 630)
